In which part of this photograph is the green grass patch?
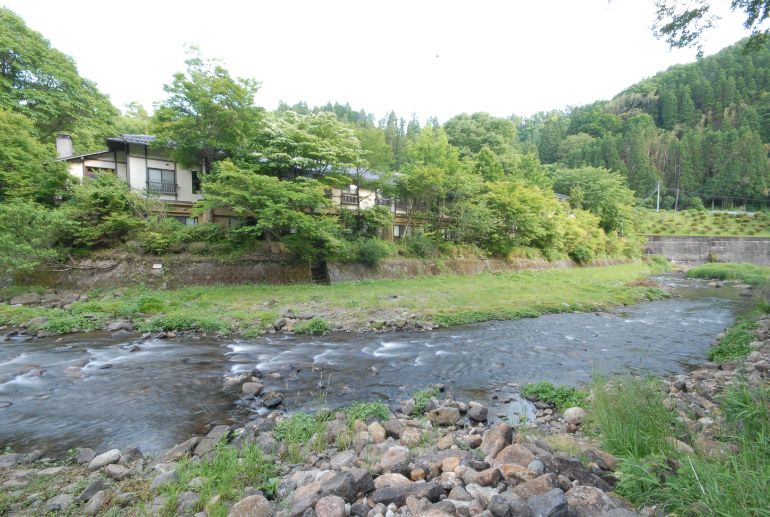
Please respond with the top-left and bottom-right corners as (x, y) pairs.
(708, 313), (758, 362)
(159, 442), (278, 517)
(273, 412), (331, 463)
(686, 263), (770, 286)
(293, 317), (330, 335)
(604, 379), (770, 516)
(1, 263), (663, 336)
(344, 401), (391, 425)
(411, 385), (441, 415)
(521, 381), (587, 411)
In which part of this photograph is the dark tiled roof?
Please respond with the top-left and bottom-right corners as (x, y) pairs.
(106, 134), (156, 145)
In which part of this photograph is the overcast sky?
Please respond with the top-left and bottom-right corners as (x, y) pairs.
(3, 0), (751, 123)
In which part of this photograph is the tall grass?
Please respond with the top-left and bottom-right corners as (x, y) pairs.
(686, 263), (770, 286)
(587, 376), (678, 459)
(588, 376), (770, 516)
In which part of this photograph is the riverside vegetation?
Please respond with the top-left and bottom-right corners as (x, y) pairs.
(0, 262), (668, 338)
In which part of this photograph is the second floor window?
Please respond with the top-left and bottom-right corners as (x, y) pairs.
(148, 168), (175, 194)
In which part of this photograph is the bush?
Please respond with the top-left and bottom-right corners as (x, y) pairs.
(354, 239), (392, 267)
(137, 295), (166, 313)
(138, 217), (185, 254)
(412, 385), (441, 415)
(0, 200), (62, 276)
(521, 381), (587, 411)
(402, 231), (436, 258)
(293, 317), (330, 335)
(182, 222), (227, 243)
(568, 244), (594, 264)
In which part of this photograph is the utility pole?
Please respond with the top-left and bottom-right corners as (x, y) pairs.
(674, 188), (680, 211)
(656, 182), (660, 212)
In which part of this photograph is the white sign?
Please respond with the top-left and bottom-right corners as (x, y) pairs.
(152, 263), (163, 269)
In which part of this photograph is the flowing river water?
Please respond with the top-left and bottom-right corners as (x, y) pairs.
(0, 274), (754, 455)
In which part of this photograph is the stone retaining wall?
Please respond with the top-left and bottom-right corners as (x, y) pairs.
(645, 236), (770, 265)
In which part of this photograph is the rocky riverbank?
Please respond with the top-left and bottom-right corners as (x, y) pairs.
(2, 310), (768, 517)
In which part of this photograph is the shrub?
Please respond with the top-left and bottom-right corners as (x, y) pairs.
(402, 231), (437, 258)
(182, 222), (227, 243)
(521, 381), (586, 411)
(293, 317), (330, 335)
(138, 217), (186, 254)
(0, 200), (62, 276)
(568, 244), (594, 264)
(353, 239), (392, 268)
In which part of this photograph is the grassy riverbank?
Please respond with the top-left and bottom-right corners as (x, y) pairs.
(0, 262), (668, 336)
(637, 208), (770, 236)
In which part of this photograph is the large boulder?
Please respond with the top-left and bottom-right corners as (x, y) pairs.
(88, 449), (121, 470)
(488, 492), (533, 517)
(565, 486), (618, 517)
(468, 401), (489, 422)
(194, 425), (230, 457)
(563, 407), (585, 425)
(494, 444), (536, 468)
(371, 479), (443, 506)
(481, 423), (513, 459)
(314, 495), (346, 517)
(513, 474), (558, 500)
(380, 446), (410, 473)
(427, 407), (460, 426)
(528, 488), (568, 517)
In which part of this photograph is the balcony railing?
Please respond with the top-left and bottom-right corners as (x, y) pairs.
(148, 181), (176, 194)
(340, 193), (359, 205)
(376, 197), (392, 206)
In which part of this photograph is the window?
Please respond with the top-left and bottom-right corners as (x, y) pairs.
(173, 216), (198, 226)
(148, 168), (175, 194)
(192, 170), (201, 194)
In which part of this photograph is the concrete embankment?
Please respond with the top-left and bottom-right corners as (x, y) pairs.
(21, 254), (630, 290)
(645, 235), (770, 265)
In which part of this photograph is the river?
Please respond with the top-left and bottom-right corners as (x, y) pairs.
(0, 274), (752, 455)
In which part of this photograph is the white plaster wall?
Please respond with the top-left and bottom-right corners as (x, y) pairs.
(68, 162), (83, 180)
(128, 156), (146, 191)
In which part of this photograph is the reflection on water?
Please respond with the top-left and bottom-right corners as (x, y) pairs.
(0, 274), (751, 454)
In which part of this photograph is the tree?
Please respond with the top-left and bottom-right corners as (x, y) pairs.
(195, 161), (342, 261)
(653, 0), (770, 56)
(0, 8), (117, 151)
(0, 109), (68, 204)
(0, 200), (63, 276)
(475, 146), (505, 181)
(256, 111), (364, 180)
(443, 112), (518, 157)
(115, 102), (151, 135)
(552, 167), (636, 234)
(151, 48), (263, 172)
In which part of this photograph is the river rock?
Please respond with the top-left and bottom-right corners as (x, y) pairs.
(528, 488), (567, 517)
(83, 490), (107, 516)
(25, 316), (49, 327)
(11, 292), (41, 305)
(263, 391), (284, 408)
(105, 463), (131, 481)
(194, 425), (230, 457)
(488, 492), (533, 517)
(563, 407), (585, 425)
(401, 399), (416, 416)
(164, 436), (201, 462)
(383, 418), (406, 439)
(401, 427), (422, 447)
(242, 382), (264, 396)
(89, 448), (121, 470)
(481, 423), (513, 458)
(371, 479), (443, 506)
(468, 401), (489, 422)
(513, 474), (558, 500)
(150, 470), (179, 491)
(369, 421), (387, 443)
(427, 407), (460, 426)
(0, 453), (22, 469)
(78, 479), (105, 502)
(380, 446), (409, 472)
(374, 473), (413, 490)
(315, 495), (346, 517)
(176, 491), (200, 513)
(477, 467), (502, 487)
(106, 320), (134, 332)
(228, 494), (272, 517)
(494, 444), (535, 467)
(565, 486), (618, 516)
(45, 494), (73, 512)
(330, 450), (356, 469)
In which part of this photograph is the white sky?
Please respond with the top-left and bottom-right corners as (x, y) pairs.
(2, 0), (752, 123)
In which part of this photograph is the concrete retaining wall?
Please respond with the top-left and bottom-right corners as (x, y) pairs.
(645, 236), (770, 265)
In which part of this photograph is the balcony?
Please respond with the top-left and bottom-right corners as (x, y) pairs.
(340, 193), (359, 205)
(376, 197), (393, 207)
(148, 181), (176, 194)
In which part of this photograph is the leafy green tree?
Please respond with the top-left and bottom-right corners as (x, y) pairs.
(56, 172), (149, 249)
(151, 49), (263, 171)
(0, 8), (117, 151)
(475, 146), (505, 181)
(0, 109), (68, 204)
(354, 125), (394, 172)
(256, 111), (363, 180)
(0, 200), (63, 276)
(443, 112), (518, 157)
(195, 161), (342, 261)
(552, 166), (636, 234)
(115, 102), (151, 135)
